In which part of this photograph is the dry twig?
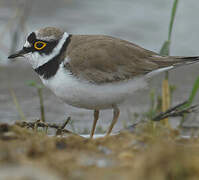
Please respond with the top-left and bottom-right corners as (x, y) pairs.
(152, 101), (198, 121)
(15, 117), (76, 136)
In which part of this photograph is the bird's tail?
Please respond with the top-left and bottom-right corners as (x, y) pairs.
(155, 56), (199, 68)
(168, 56), (199, 67)
(146, 56), (199, 78)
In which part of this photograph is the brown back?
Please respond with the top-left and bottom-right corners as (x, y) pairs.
(64, 35), (191, 84)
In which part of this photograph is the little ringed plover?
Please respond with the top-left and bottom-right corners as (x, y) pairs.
(8, 27), (199, 138)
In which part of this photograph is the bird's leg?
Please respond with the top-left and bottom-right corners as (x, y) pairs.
(106, 105), (120, 136)
(90, 110), (99, 138)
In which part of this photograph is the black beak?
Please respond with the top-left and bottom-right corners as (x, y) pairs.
(8, 49), (27, 59)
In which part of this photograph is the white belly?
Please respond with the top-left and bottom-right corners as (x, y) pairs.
(41, 64), (147, 110)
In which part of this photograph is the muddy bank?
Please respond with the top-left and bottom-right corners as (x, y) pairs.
(0, 122), (199, 180)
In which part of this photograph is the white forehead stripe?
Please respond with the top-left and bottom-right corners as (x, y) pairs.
(24, 41), (31, 48)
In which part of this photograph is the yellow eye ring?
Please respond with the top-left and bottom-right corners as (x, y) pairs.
(34, 41), (47, 50)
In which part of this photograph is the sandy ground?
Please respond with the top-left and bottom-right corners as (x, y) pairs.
(1, 0), (199, 133)
(0, 122), (199, 180)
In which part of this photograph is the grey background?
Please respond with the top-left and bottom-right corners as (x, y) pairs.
(0, 0), (199, 133)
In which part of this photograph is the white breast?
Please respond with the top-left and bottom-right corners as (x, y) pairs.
(40, 63), (147, 110)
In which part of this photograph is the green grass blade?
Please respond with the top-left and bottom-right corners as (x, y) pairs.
(168, 0), (179, 41)
(185, 76), (199, 107)
(160, 40), (170, 56)
(160, 0), (179, 56)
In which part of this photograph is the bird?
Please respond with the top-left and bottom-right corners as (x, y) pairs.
(8, 27), (199, 138)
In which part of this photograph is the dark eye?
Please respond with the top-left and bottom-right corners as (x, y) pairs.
(34, 41), (47, 50)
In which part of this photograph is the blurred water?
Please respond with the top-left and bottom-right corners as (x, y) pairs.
(0, 0), (199, 133)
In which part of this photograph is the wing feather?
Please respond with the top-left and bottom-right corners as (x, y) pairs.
(63, 35), (198, 84)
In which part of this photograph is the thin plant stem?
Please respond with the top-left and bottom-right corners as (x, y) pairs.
(10, 89), (26, 121)
(168, 0), (179, 41)
(160, 0), (179, 127)
(38, 87), (45, 122)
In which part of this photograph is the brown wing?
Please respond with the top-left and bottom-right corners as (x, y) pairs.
(63, 35), (186, 84)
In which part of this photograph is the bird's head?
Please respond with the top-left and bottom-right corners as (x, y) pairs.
(8, 27), (69, 69)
